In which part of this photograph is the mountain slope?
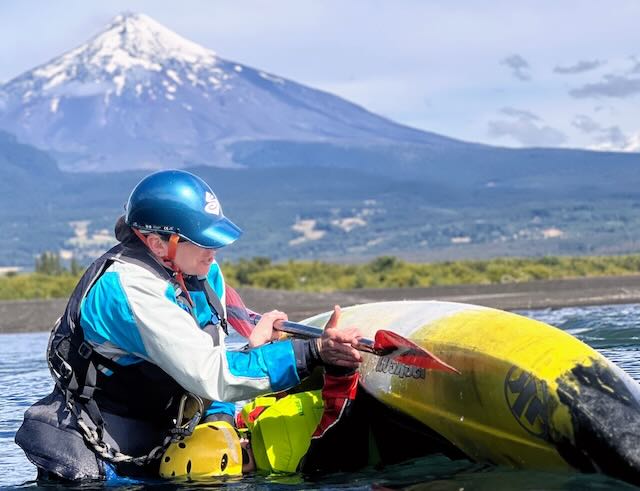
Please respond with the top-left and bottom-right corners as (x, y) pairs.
(0, 131), (60, 197)
(0, 13), (462, 172)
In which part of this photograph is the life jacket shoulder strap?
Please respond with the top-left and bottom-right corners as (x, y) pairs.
(199, 277), (228, 334)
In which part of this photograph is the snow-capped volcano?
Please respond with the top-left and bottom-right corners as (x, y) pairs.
(12, 12), (224, 104)
(0, 13), (455, 172)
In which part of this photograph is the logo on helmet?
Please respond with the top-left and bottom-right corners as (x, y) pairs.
(204, 192), (221, 215)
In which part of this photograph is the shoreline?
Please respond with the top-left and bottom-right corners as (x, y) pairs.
(3, 274), (640, 334)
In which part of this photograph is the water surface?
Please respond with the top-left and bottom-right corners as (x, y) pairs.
(2, 303), (640, 490)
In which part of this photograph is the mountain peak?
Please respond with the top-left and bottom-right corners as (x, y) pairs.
(19, 13), (217, 93)
(0, 12), (449, 172)
(95, 12), (217, 66)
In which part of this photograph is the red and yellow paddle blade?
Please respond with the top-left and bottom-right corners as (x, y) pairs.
(373, 330), (460, 373)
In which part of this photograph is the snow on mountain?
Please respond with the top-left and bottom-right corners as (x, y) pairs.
(0, 12), (460, 172)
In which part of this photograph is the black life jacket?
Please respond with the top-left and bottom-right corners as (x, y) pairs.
(48, 234), (228, 430)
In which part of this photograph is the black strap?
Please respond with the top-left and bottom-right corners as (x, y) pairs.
(80, 365), (105, 439)
(59, 338), (108, 437)
(200, 278), (228, 335)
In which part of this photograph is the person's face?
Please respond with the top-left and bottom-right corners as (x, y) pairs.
(173, 240), (217, 276)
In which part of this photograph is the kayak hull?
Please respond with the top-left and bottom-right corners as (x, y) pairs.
(303, 301), (640, 483)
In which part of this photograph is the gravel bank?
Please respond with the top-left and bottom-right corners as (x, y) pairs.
(3, 274), (640, 334)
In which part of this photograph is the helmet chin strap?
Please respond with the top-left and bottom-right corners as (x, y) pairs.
(133, 229), (194, 307)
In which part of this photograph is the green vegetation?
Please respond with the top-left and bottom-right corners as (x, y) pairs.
(0, 273), (80, 300)
(35, 252), (83, 276)
(222, 254), (640, 291)
(0, 252), (81, 300)
(4, 253), (639, 301)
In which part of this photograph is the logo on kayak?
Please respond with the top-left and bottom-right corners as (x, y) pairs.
(504, 366), (550, 439)
(375, 357), (426, 379)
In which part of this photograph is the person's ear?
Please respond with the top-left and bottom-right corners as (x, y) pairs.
(146, 234), (168, 257)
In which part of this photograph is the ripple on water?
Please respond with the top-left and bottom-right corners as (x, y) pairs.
(519, 303), (640, 381)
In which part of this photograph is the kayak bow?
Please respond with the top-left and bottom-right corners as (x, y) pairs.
(302, 301), (640, 485)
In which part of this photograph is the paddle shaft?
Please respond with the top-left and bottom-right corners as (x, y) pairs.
(277, 319), (379, 354)
(252, 315), (460, 372)
(256, 316), (378, 354)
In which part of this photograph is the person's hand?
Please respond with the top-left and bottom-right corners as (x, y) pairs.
(249, 310), (288, 347)
(316, 305), (363, 368)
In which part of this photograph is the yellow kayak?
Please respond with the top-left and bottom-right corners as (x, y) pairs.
(302, 301), (640, 482)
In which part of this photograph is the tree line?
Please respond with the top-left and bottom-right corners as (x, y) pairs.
(0, 252), (639, 300)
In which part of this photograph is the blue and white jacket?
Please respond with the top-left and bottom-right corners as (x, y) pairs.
(80, 256), (299, 417)
(48, 223), (318, 425)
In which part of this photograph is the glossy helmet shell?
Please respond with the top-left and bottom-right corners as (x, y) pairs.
(125, 169), (242, 248)
(159, 421), (243, 479)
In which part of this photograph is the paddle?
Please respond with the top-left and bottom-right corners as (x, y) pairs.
(267, 317), (460, 373)
(224, 286), (458, 373)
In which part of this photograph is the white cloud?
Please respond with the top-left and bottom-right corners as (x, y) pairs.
(554, 59), (604, 74)
(574, 114), (639, 151)
(590, 131), (640, 152)
(570, 74), (640, 98)
(500, 107), (540, 121)
(624, 132), (640, 151)
(501, 54), (531, 81)
(488, 107), (566, 146)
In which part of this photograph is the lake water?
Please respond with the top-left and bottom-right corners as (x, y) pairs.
(2, 304), (640, 490)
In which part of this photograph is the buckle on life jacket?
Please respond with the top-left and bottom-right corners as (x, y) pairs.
(78, 341), (93, 360)
(52, 349), (73, 383)
(59, 359), (73, 381)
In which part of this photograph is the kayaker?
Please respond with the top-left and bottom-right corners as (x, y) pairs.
(15, 169), (362, 482)
(159, 305), (369, 478)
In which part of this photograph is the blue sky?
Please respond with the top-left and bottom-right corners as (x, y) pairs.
(1, 0), (639, 151)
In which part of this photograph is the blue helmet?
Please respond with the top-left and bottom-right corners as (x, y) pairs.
(125, 170), (242, 249)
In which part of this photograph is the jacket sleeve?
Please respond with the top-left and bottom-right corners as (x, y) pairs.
(224, 284), (258, 338)
(79, 260), (301, 402)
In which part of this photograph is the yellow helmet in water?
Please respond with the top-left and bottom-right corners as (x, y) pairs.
(159, 421), (242, 479)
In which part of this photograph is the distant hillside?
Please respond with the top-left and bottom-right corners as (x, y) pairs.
(1, 132), (640, 268)
(0, 131), (60, 191)
(231, 140), (640, 198)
